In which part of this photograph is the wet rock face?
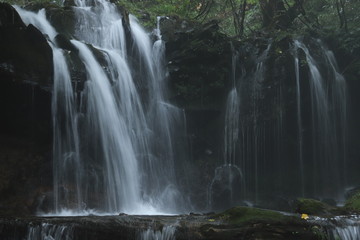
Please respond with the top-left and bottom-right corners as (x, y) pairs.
(0, 3), (53, 216)
(0, 2), (26, 27)
(209, 165), (243, 211)
(164, 19), (232, 109)
(0, 3), (53, 86)
(45, 4), (75, 37)
(0, 80), (53, 216)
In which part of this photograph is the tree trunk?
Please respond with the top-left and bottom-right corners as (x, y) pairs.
(339, 0), (348, 32)
(239, 0), (247, 36)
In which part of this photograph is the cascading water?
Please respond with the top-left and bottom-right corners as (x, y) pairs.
(13, 0), (350, 217)
(71, 39), (142, 213)
(223, 88), (241, 166)
(322, 217), (360, 240)
(331, 225), (360, 240)
(138, 226), (176, 240)
(235, 43), (272, 204)
(130, 15), (189, 212)
(15, 0), (189, 215)
(249, 43), (272, 203)
(208, 52), (242, 210)
(293, 39), (348, 199)
(52, 46), (82, 213)
(208, 44), (275, 209)
(13, 6), (84, 213)
(218, 39), (348, 206)
(26, 223), (73, 240)
(293, 44), (305, 197)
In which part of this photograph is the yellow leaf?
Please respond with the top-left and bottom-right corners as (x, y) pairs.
(208, 219), (215, 222)
(301, 214), (309, 220)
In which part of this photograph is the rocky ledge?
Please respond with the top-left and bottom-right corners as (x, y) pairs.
(1, 206), (354, 240)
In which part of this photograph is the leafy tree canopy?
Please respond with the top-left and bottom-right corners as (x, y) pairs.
(2, 0), (360, 38)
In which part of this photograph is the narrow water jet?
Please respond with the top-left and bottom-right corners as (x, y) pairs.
(293, 43), (305, 197)
(208, 52), (242, 210)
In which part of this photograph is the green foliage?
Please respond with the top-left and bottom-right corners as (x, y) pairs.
(295, 198), (328, 215)
(293, 198), (348, 216)
(0, 0), (62, 6)
(214, 206), (287, 225)
(293, 0), (360, 32)
(116, 0), (200, 28)
(3, 0), (360, 40)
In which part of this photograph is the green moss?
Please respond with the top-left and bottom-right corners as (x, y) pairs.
(345, 192), (360, 212)
(115, 0), (196, 30)
(214, 206), (287, 225)
(295, 198), (329, 215)
(0, 0), (62, 7)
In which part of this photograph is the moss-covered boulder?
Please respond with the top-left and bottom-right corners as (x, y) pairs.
(294, 198), (346, 216)
(345, 191), (360, 213)
(200, 206), (328, 240)
(214, 206), (287, 225)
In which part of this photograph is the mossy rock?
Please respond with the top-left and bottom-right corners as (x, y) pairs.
(213, 206), (288, 225)
(203, 207), (326, 239)
(294, 198), (332, 215)
(344, 191), (360, 213)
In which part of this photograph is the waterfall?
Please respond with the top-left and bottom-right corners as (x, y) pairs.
(235, 43), (272, 204)
(293, 39), (348, 199)
(71, 39), (142, 213)
(325, 217), (360, 240)
(208, 52), (242, 210)
(293, 44), (305, 197)
(250, 43), (272, 203)
(207, 38), (347, 209)
(15, 0), (189, 215)
(224, 51), (241, 166)
(27, 223), (73, 240)
(52, 47), (82, 213)
(224, 88), (240, 166)
(129, 15), (186, 211)
(139, 226), (176, 240)
(14, 6), (83, 213)
(331, 225), (360, 240)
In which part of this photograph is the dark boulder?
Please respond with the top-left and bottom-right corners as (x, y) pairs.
(0, 2), (26, 28)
